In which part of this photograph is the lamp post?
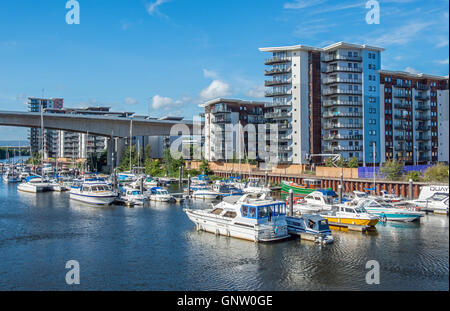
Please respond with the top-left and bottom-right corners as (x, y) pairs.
(373, 142), (376, 195)
(129, 115), (134, 172)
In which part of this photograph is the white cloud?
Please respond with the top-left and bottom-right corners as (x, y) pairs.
(370, 22), (431, 46)
(124, 97), (138, 105)
(405, 67), (421, 74)
(203, 69), (219, 79)
(147, 0), (171, 16)
(435, 59), (449, 65)
(200, 80), (231, 101)
(152, 95), (182, 110)
(284, 0), (325, 9)
(246, 85), (266, 99)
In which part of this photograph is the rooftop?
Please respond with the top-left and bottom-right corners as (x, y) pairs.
(259, 41), (385, 53)
(379, 70), (449, 81)
(202, 98), (268, 108)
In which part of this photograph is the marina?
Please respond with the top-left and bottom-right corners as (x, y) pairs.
(0, 162), (448, 291)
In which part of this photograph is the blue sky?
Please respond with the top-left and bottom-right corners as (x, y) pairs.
(0, 0), (448, 140)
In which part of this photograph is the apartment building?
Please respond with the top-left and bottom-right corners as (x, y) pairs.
(260, 42), (384, 165)
(42, 106), (132, 160)
(379, 71), (449, 165)
(28, 97), (64, 158)
(203, 98), (266, 162)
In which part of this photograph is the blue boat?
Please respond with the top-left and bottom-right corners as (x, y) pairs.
(356, 198), (424, 222)
(286, 215), (334, 244)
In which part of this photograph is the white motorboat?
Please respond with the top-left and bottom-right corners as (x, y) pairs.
(417, 185), (449, 200)
(2, 169), (20, 183)
(292, 190), (339, 214)
(184, 193), (289, 243)
(147, 187), (175, 202)
(240, 178), (271, 195)
(17, 176), (50, 193)
(122, 187), (148, 205)
(356, 198), (424, 222)
(408, 192), (449, 215)
(144, 177), (159, 188)
(192, 187), (220, 200)
(70, 180), (117, 205)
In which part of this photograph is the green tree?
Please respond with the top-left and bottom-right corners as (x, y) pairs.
(199, 158), (211, 175)
(379, 160), (405, 181)
(347, 157), (359, 168)
(118, 145), (138, 172)
(423, 164), (449, 183)
(406, 171), (421, 182)
(145, 158), (163, 176)
(324, 158), (334, 167)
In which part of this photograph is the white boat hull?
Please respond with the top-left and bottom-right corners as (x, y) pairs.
(185, 210), (288, 242)
(70, 193), (116, 205)
(17, 183), (48, 193)
(192, 191), (219, 200)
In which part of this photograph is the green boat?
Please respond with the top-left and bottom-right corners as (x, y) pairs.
(281, 179), (332, 197)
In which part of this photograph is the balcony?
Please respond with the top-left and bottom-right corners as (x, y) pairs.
(211, 117), (231, 124)
(395, 145), (413, 152)
(393, 93), (411, 98)
(324, 66), (362, 73)
(323, 134), (363, 141)
(323, 123), (362, 130)
(323, 100), (362, 108)
(416, 85), (430, 91)
(415, 104), (430, 111)
(415, 114), (430, 121)
(265, 67), (292, 76)
(395, 135), (409, 141)
(394, 113), (412, 120)
(265, 101), (291, 108)
(415, 135), (430, 141)
(322, 88), (362, 96)
(278, 146), (293, 152)
(279, 135), (292, 141)
(265, 79), (291, 87)
(265, 90), (292, 97)
(211, 108), (232, 114)
(322, 112), (363, 119)
(415, 94), (430, 101)
(418, 146), (431, 152)
(394, 124), (412, 131)
(323, 146), (363, 153)
(415, 125), (431, 131)
(264, 57), (291, 65)
(264, 111), (292, 119)
(418, 156), (431, 162)
(393, 102), (411, 109)
(322, 77), (362, 85)
(322, 54), (363, 62)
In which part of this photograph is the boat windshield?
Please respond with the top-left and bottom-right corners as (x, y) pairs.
(430, 193), (449, 202)
(354, 206), (367, 213)
(131, 191), (141, 195)
(241, 204), (286, 219)
(318, 220), (329, 231)
(158, 190), (169, 195)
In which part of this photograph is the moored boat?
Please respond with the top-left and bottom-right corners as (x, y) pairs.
(70, 180), (117, 205)
(17, 176), (50, 193)
(286, 215), (334, 244)
(147, 187), (175, 202)
(356, 198), (424, 222)
(184, 193), (289, 242)
(281, 179), (331, 197)
(320, 205), (379, 227)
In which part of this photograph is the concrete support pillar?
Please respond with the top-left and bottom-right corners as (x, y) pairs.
(116, 138), (126, 168)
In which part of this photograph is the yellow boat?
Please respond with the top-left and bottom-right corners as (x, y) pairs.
(321, 205), (379, 227)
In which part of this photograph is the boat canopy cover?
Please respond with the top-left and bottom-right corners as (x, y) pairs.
(197, 175), (210, 181)
(317, 189), (338, 197)
(365, 187), (375, 191)
(302, 214), (326, 222)
(26, 176), (41, 182)
(151, 187), (163, 191)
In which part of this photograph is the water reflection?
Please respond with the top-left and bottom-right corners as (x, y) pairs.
(0, 180), (448, 290)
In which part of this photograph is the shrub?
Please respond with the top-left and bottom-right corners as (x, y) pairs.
(406, 171), (421, 182)
(423, 164), (449, 183)
(379, 160), (405, 181)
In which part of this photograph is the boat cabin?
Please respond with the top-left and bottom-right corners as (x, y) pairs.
(240, 203), (286, 220)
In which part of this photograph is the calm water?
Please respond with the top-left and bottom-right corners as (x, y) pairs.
(0, 180), (448, 291)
